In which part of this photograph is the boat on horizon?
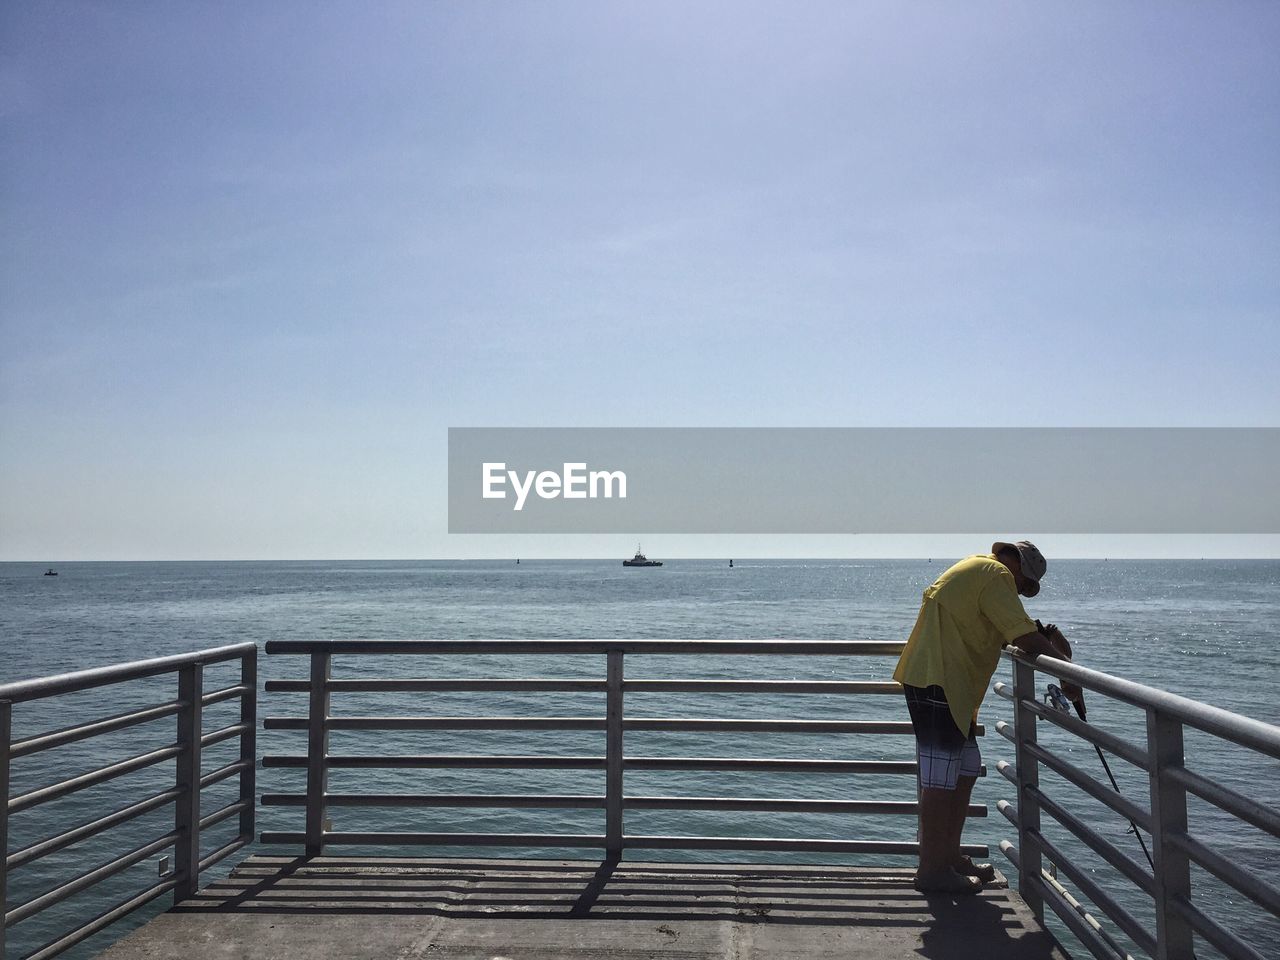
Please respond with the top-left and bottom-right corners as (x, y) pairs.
(623, 545), (662, 567)
(43, 568), (57, 576)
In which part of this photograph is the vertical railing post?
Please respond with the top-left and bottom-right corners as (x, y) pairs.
(174, 663), (204, 901)
(1, 699), (12, 959)
(305, 651), (331, 857)
(1147, 707), (1193, 960)
(239, 648), (257, 844)
(1012, 655), (1043, 920)
(605, 650), (624, 858)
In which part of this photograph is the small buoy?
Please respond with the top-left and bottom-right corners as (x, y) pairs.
(729, 559), (734, 568)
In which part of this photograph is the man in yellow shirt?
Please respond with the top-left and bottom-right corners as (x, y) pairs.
(894, 540), (1080, 894)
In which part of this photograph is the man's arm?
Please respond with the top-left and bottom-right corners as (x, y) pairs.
(1005, 628), (1084, 704)
(1037, 620), (1072, 659)
(979, 578), (1084, 704)
(1008, 630), (1061, 660)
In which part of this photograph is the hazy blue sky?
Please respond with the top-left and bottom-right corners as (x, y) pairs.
(2, 2), (1277, 559)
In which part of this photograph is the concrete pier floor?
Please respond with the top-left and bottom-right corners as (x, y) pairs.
(97, 855), (1069, 960)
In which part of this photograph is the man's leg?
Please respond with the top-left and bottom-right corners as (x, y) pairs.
(947, 773), (977, 866)
(917, 786), (955, 879)
(947, 736), (996, 880)
(905, 686), (982, 893)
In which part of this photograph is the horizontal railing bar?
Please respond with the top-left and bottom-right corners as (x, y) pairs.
(1029, 828), (1157, 955)
(996, 798), (1018, 828)
(997, 759), (1018, 787)
(199, 798), (252, 832)
(999, 838), (1019, 869)
(262, 754), (607, 769)
(263, 678), (906, 695)
(259, 754), (927, 773)
(995, 720), (1015, 744)
(1024, 741), (1152, 831)
(260, 831), (606, 847)
(1006, 649), (1280, 761)
(8, 744), (182, 814)
(263, 793), (606, 809)
(6, 786), (181, 871)
(992, 681), (1015, 702)
(9, 700), (183, 758)
(0, 642), (256, 703)
(267, 678), (608, 693)
(1024, 699), (1149, 770)
(626, 757), (927, 774)
(625, 835), (989, 856)
(627, 718), (926, 733)
(5, 830), (178, 926)
(625, 680), (903, 694)
(264, 716), (932, 734)
(1170, 894), (1267, 960)
(1007, 826), (1134, 960)
(201, 683), (252, 706)
(24, 876), (180, 960)
(1168, 831), (1280, 915)
(201, 721), (252, 747)
(199, 758), (254, 790)
(198, 834), (252, 874)
(1166, 764), (1280, 840)
(1032, 786), (1155, 895)
(1026, 869), (1130, 960)
(256, 792), (983, 815)
(624, 796), (985, 816)
(266, 716), (605, 731)
(257, 830), (986, 855)
(264, 639), (906, 656)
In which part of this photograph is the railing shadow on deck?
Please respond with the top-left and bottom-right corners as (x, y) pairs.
(163, 854), (1064, 960)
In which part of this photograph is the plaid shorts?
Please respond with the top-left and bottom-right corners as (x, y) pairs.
(904, 684), (981, 790)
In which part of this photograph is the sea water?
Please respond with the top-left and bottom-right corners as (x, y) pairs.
(2, 559), (1277, 958)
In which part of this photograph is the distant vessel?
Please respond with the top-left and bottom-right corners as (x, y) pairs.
(623, 545), (662, 567)
(43, 568), (57, 576)
(516, 559), (520, 565)
(729, 559), (734, 568)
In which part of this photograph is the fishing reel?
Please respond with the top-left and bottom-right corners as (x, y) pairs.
(1044, 683), (1072, 713)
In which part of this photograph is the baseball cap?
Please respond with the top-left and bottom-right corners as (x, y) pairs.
(992, 540), (1046, 597)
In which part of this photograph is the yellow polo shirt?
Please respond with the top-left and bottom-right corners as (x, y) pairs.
(893, 554), (1037, 734)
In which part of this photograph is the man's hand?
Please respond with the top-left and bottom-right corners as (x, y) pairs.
(1040, 624), (1083, 705)
(1026, 621), (1084, 707)
(1035, 619), (1072, 659)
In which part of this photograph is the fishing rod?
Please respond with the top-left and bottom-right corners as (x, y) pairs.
(1044, 683), (1155, 871)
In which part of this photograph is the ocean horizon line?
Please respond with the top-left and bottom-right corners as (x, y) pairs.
(5, 555), (1278, 564)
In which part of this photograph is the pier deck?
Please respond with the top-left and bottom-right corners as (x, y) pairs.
(97, 855), (1067, 960)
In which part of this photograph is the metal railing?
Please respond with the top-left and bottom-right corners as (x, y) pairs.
(0, 643), (257, 960)
(18, 636), (1276, 960)
(993, 648), (1280, 960)
(259, 639), (988, 859)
